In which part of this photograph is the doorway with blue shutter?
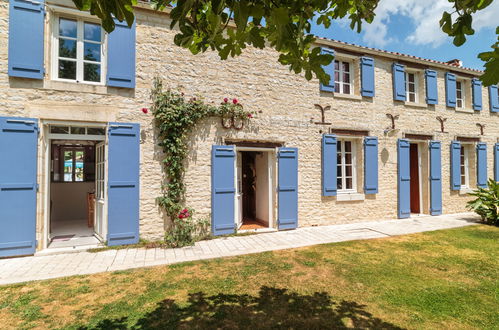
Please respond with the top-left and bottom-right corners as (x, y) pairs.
(47, 124), (106, 248)
(211, 144), (297, 236)
(44, 122), (140, 250)
(236, 148), (276, 231)
(398, 138), (437, 218)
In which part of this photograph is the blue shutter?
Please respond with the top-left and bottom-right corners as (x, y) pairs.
(476, 142), (487, 188)
(211, 145), (236, 236)
(0, 117), (38, 257)
(392, 63), (406, 101)
(489, 85), (499, 112)
(494, 143), (499, 182)
(429, 141), (442, 215)
(8, 0), (45, 79)
(107, 19), (136, 88)
(107, 123), (140, 246)
(364, 136), (378, 194)
(322, 134), (337, 196)
(472, 78), (482, 111)
(320, 48), (335, 92)
(450, 141), (461, 190)
(425, 69), (438, 105)
(278, 148), (298, 230)
(445, 73), (457, 107)
(397, 139), (410, 218)
(361, 57), (375, 97)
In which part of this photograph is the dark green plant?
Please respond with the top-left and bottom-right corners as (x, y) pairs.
(151, 77), (253, 246)
(467, 179), (499, 226)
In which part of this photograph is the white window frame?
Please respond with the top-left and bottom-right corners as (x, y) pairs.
(460, 145), (469, 189)
(405, 71), (419, 103)
(51, 13), (107, 85)
(337, 139), (357, 193)
(456, 79), (465, 108)
(334, 59), (354, 95)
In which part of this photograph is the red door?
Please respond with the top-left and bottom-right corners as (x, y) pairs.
(409, 144), (420, 214)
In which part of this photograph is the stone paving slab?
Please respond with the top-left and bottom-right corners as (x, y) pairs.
(0, 213), (479, 286)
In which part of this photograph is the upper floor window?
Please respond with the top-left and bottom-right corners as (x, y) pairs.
(456, 80), (465, 108)
(53, 16), (105, 84)
(337, 139), (357, 192)
(405, 71), (418, 102)
(334, 60), (353, 95)
(460, 145), (469, 188)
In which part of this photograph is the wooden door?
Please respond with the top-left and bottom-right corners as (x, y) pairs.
(409, 144), (420, 213)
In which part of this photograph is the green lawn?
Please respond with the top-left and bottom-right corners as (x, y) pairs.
(1, 225), (498, 329)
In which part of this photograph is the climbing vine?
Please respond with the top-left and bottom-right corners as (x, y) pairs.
(151, 78), (254, 244)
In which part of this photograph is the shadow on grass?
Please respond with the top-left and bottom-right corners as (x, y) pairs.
(80, 286), (404, 329)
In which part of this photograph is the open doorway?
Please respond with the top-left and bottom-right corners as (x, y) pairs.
(236, 149), (275, 231)
(46, 123), (107, 248)
(409, 143), (422, 214)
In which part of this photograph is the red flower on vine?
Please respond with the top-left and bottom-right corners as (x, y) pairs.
(178, 208), (190, 219)
(141, 107), (149, 114)
(223, 97), (228, 103)
(247, 113), (253, 118)
(232, 98), (238, 104)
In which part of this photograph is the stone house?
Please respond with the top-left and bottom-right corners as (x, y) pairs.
(1, 0), (498, 258)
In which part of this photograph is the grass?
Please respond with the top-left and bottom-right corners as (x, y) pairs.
(0, 225), (497, 329)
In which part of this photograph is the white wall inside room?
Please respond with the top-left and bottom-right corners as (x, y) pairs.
(255, 152), (270, 225)
(50, 182), (95, 222)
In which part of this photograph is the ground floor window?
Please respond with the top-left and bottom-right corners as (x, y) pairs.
(337, 139), (357, 192)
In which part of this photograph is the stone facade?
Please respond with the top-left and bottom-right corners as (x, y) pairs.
(0, 0), (497, 249)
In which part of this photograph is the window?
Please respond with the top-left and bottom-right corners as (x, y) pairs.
(53, 16), (105, 84)
(337, 140), (356, 192)
(460, 145), (469, 188)
(49, 125), (105, 136)
(52, 145), (96, 182)
(334, 60), (353, 94)
(405, 72), (418, 102)
(456, 80), (465, 108)
(63, 148), (85, 182)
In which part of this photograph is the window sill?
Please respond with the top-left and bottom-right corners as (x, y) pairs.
(404, 101), (427, 108)
(455, 107), (474, 114)
(333, 93), (363, 101)
(337, 192), (365, 202)
(459, 187), (473, 195)
(44, 80), (109, 95)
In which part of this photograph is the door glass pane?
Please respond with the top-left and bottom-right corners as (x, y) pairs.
(50, 126), (69, 134)
(345, 165), (352, 176)
(75, 151), (84, 182)
(71, 127), (86, 134)
(64, 151), (73, 182)
(59, 60), (77, 80)
(346, 177), (352, 189)
(87, 127), (105, 135)
(344, 141), (351, 152)
(59, 18), (77, 38)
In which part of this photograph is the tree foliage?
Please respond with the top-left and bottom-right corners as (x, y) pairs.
(72, 0), (498, 85)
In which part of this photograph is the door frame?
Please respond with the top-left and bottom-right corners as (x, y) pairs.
(94, 141), (107, 241)
(234, 146), (277, 230)
(40, 120), (107, 250)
